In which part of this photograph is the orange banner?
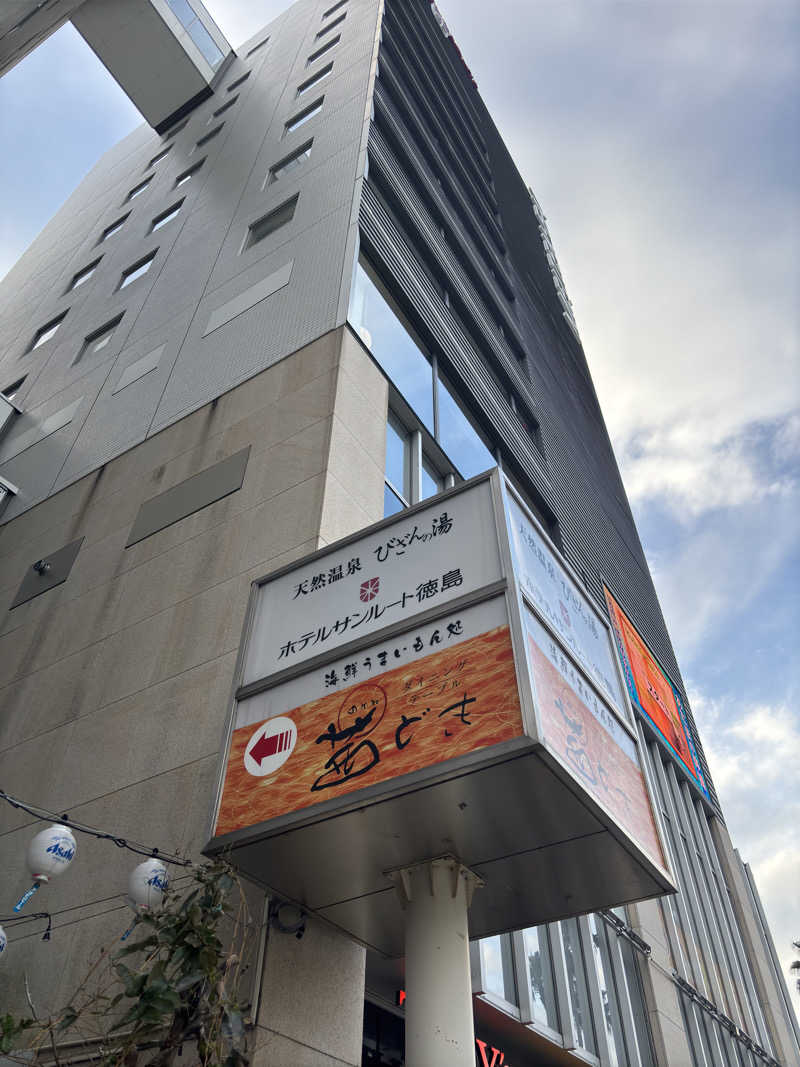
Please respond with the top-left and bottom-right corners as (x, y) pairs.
(216, 625), (523, 837)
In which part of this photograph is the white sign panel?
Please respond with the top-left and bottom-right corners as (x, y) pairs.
(243, 480), (502, 685)
(505, 491), (626, 712)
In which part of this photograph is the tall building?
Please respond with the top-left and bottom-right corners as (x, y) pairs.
(0, 0), (797, 1064)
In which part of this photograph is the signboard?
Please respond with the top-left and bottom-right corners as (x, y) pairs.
(505, 492), (625, 713)
(243, 481), (502, 684)
(207, 472), (674, 955)
(525, 610), (664, 867)
(604, 587), (708, 797)
(217, 598), (523, 835)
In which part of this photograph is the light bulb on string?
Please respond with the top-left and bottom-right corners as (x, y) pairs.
(13, 824), (76, 912)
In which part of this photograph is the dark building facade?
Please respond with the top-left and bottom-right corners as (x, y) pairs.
(0, 1), (797, 1064)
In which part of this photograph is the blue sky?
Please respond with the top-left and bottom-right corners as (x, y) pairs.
(1, 0), (798, 1016)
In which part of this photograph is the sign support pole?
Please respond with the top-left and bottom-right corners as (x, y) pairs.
(388, 856), (483, 1067)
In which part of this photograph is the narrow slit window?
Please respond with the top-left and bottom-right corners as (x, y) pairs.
(118, 250), (158, 290)
(315, 11), (345, 37)
(150, 200), (184, 231)
(306, 35), (339, 65)
(126, 176), (152, 201)
(267, 141), (313, 184)
(68, 257), (101, 291)
(243, 194), (298, 251)
(2, 377), (27, 401)
(322, 0), (346, 18)
(246, 37), (269, 56)
(285, 98), (323, 134)
(148, 145), (172, 168)
(227, 71), (250, 92)
(76, 314), (124, 364)
(211, 95), (238, 119)
(28, 310), (68, 352)
(195, 123), (224, 149)
(163, 117), (188, 139)
(175, 158), (205, 186)
(100, 213), (130, 242)
(297, 63), (332, 96)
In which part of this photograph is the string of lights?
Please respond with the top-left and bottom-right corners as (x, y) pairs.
(0, 788), (195, 868)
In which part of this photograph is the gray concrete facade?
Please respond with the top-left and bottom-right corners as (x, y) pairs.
(0, 1), (797, 1064)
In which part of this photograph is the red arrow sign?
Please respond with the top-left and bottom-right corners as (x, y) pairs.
(249, 729), (292, 767)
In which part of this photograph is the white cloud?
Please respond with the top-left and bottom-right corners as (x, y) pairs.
(691, 693), (800, 1004)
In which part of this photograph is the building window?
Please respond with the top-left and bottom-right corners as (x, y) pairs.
(315, 12), (345, 37)
(162, 117), (188, 139)
(243, 194), (298, 251)
(100, 213), (130, 242)
(560, 918), (598, 1056)
(150, 201), (184, 232)
(126, 176), (152, 201)
(118, 251), (157, 290)
(211, 95), (238, 119)
(297, 63), (333, 96)
(306, 35), (339, 65)
(267, 141), (313, 184)
(349, 256), (497, 483)
(522, 925), (560, 1035)
(165, 0), (224, 67)
(285, 98), (324, 134)
(246, 36), (269, 56)
(175, 159), (205, 186)
(148, 145), (172, 168)
(322, 0), (347, 17)
(68, 258), (101, 291)
(227, 71), (250, 92)
(76, 314), (124, 363)
(384, 411), (448, 518)
(1, 377), (26, 401)
(28, 310), (68, 352)
(479, 934), (519, 1007)
(195, 123), (224, 149)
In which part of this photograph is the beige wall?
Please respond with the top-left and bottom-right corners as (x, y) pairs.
(0, 327), (386, 1066)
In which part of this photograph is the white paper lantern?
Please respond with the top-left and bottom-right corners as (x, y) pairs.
(128, 858), (168, 910)
(27, 824), (77, 883)
(0, 925), (7, 959)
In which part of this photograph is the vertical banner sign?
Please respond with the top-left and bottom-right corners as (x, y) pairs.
(525, 610), (664, 866)
(505, 492), (626, 714)
(603, 587), (708, 798)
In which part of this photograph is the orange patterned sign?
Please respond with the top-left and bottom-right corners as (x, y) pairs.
(215, 624), (524, 837)
(528, 623), (664, 867)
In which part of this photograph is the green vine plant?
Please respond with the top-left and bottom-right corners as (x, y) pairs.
(1, 860), (252, 1067)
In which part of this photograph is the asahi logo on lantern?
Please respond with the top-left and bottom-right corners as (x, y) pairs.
(244, 717), (297, 777)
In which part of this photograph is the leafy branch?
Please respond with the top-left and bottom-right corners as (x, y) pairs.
(3, 861), (251, 1067)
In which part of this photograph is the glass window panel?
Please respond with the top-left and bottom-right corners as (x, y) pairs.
(349, 261), (434, 432)
(285, 99), (324, 133)
(151, 201), (183, 232)
(437, 374), (495, 478)
(619, 937), (655, 1067)
(378, 1009), (404, 1066)
(522, 925), (559, 1033)
(119, 252), (156, 289)
(244, 195), (298, 250)
(385, 415), (409, 500)
(561, 918), (597, 1054)
(29, 312), (66, 350)
(384, 484), (404, 518)
(588, 915), (626, 1067)
(480, 934), (517, 1006)
(420, 454), (442, 501)
(166, 0), (194, 27)
(188, 20), (224, 67)
(269, 142), (313, 182)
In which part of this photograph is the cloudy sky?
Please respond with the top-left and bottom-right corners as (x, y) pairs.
(1, 0), (798, 1020)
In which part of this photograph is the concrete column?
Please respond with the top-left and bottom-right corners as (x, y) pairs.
(389, 856), (483, 1067)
